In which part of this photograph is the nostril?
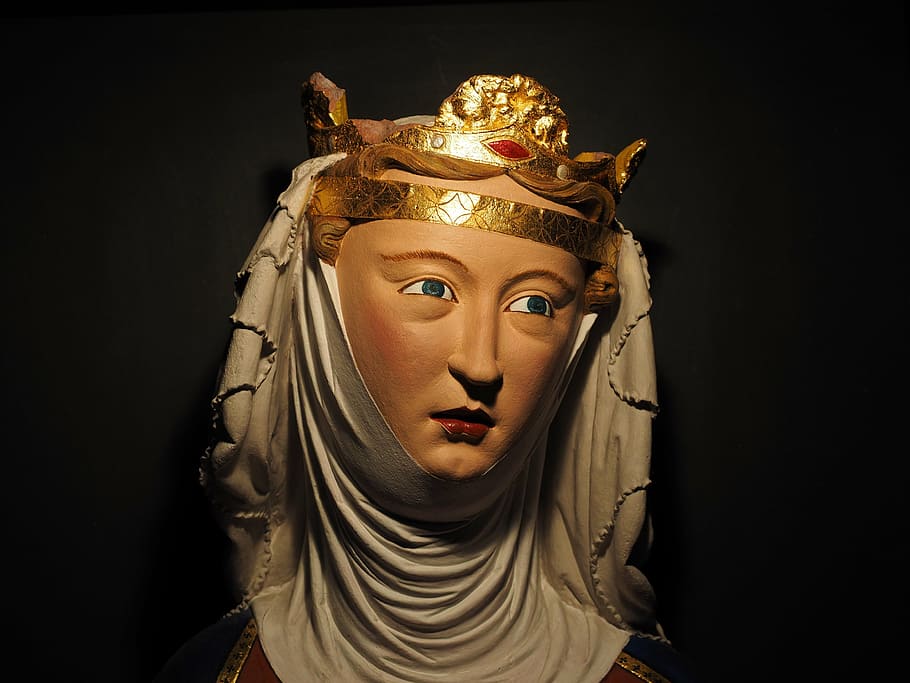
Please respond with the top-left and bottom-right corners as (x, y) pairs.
(449, 366), (503, 387)
(448, 366), (503, 404)
(447, 358), (503, 388)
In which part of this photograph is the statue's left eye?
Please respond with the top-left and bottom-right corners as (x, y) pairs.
(401, 279), (455, 301)
(508, 295), (552, 317)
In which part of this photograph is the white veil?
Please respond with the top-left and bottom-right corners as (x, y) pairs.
(199, 150), (663, 681)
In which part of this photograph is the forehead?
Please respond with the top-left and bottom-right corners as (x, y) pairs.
(345, 218), (586, 284)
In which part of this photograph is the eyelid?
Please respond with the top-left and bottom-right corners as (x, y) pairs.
(507, 294), (554, 317)
(400, 278), (456, 301)
(504, 270), (576, 304)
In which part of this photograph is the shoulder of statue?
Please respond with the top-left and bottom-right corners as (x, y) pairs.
(153, 605), (255, 683)
(601, 634), (701, 683)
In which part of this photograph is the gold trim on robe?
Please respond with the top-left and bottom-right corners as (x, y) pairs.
(615, 651), (670, 682)
(216, 618), (258, 683)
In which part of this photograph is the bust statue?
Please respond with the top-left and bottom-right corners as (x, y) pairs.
(156, 71), (696, 683)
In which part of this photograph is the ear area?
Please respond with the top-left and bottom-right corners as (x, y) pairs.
(614, 138), (647, 199)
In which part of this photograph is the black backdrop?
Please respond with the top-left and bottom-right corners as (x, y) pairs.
(2, 2), (907, 681)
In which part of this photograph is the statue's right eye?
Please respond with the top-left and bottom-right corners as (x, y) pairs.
(508, 294), (553, 317)
(401, 279), (455, 301)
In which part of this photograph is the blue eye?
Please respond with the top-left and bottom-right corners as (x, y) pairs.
(401, 279), (455, 301)
(508, 295), (553, 317)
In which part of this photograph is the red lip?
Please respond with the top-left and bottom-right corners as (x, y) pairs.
(431, 408), (494, 439)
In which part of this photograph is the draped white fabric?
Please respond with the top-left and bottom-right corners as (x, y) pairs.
(201, 153), (663, 682)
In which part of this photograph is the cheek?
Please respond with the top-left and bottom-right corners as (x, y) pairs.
(345, 297), (451, 401)
(514, 349), (561, 398)
(348, 300), (412, 387)
(502, 326), (577, 413)
(362, 306), (406, 366)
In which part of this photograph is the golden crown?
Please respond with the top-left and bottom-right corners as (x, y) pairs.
(300, 72), (646, 271)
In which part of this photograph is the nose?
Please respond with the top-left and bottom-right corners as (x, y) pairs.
(447, 307), (503, 395)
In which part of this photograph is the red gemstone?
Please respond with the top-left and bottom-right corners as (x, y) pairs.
(485, 138), (532, 160)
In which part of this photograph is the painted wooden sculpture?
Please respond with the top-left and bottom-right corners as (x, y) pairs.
(156, 72), (696, 683)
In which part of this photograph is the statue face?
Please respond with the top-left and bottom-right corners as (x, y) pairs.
(334, 172), (587, 480)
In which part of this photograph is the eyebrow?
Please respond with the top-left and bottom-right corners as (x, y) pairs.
(382, 252), (577, 297)
(510, 269), (577, 297)
(381, 250), (468, 269)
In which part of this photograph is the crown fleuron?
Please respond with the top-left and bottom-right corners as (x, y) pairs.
(301, 72), (646, 201)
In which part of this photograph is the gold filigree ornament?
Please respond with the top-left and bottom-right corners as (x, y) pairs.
(301, 72), (646, 273)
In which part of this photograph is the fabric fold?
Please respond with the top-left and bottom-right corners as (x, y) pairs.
(200, 152), (665, 681)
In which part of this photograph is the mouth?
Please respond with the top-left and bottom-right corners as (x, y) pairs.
(431, 407), (494, 440)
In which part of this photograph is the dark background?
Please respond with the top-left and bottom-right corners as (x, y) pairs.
(2, 2), (907, 681)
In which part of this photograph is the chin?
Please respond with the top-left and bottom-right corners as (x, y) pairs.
(411, 444), (500, 481)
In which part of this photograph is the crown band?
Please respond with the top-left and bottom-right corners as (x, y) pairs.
(307, 176), (622, 269)
(385, 126), (621, 188)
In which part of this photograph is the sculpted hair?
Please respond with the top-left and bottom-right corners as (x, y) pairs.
(308, 144), (620, 312)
